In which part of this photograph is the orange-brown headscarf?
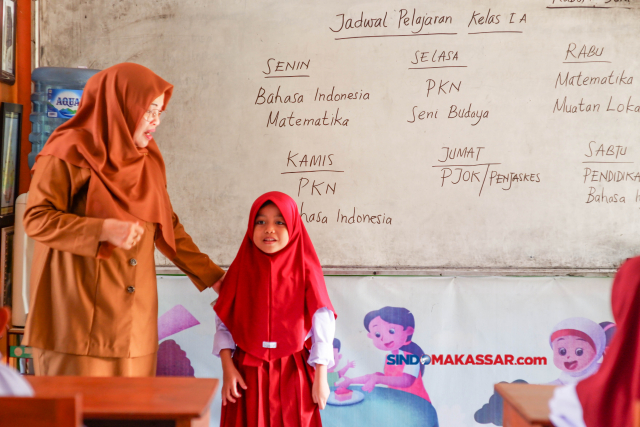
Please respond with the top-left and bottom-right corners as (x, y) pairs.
(35, 63), (177, 259)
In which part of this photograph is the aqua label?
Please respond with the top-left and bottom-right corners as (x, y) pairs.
(47, 89), (83, 119)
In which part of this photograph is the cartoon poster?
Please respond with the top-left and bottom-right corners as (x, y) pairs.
(157, 275), (613, 427)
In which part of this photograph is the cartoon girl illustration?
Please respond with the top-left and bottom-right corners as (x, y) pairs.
(327, 338), (355, 387)
(546, 317), (606, 386)
(339, 306), (431, 402)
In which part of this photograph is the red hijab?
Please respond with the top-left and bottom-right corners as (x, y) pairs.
(576, 256), (640, 427)
(214, 192), (335, 362)
(35, 63), (177, 259)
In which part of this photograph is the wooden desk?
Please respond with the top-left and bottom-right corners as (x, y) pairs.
(495, 383), (555, 427)
(27, 376), (219, 427)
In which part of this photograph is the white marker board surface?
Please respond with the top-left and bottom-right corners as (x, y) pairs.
(42, 0), (640, 270)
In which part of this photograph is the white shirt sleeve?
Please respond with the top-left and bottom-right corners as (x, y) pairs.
(212, 312), (236, 357)
(548, 384), (587, 427)
(307, 307), (336, 369)
(0, 363), (34, 397)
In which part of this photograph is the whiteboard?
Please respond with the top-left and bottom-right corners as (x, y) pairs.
(41, 0), (640, 270)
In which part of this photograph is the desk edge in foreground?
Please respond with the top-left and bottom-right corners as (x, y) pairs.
(495, 383), (556, 426)
(28, 376), (219, 419)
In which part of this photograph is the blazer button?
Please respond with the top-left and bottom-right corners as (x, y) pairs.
(127, 286), (135, 293)
(129, 258), (137, 266)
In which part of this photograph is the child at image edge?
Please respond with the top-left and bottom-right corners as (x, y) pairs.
(213, 191), (336, 427)
(0, 307), (34, 396)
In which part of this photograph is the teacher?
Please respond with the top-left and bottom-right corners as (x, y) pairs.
(22, 63), (224, 376)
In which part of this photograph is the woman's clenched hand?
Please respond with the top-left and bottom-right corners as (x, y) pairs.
(100, 219), (145, 250)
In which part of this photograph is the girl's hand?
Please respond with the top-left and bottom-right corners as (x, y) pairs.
(221, 365), (247, 405)
(312, 364), (330, 410)
(346, 360), (356, 369)
(362, 374), (377, 392)
(220, 350), (247, 405)
(100, 219), (144, 250)
(211, 272), (226, 294)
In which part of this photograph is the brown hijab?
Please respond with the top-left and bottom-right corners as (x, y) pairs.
(36, 63), (177, 259)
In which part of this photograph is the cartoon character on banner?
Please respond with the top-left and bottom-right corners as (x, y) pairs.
(327, 338), (355, 388)
(474, 317), (617, 426)
(546, 317), (610, 386)
(324, 307), (438, 427)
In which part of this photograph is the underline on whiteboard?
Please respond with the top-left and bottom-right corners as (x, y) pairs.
(582, 161), (634, 164)
(563, 61), (612, 64)
(546, 6), (632, 9)
(281, 170), (345, 174)
(334, 33), (457, 40)
(467, 31), (523, 35)
(409, 66), (468, 70)
(264, 75), (310, 78)
(432, 163), (501, 167)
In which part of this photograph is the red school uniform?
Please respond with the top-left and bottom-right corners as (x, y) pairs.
(215, 191), (336, 427)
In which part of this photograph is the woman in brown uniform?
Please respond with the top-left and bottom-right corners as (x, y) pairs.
(22, 63), (224, 376)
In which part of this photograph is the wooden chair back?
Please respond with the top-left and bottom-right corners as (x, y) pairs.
(0, 394), (82, 427)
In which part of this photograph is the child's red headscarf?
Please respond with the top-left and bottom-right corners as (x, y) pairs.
(214, 191), (335, 362)
(576, 256), (640, 427)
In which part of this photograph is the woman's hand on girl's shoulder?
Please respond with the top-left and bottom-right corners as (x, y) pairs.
(212, 271), (226, 294)
(99, 219), (144, 250)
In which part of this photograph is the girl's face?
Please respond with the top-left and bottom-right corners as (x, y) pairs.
(253, 203), (289, 254)
(133, 93), (164, 148)
(367, 316), (414, 353)
(552, 335), (596, 372)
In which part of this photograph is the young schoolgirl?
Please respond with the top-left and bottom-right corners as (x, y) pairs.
(0, 307), (33, 396)
(213, 191), (336, 427)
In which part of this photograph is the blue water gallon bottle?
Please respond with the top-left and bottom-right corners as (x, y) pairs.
(29, 67), (100, 168)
